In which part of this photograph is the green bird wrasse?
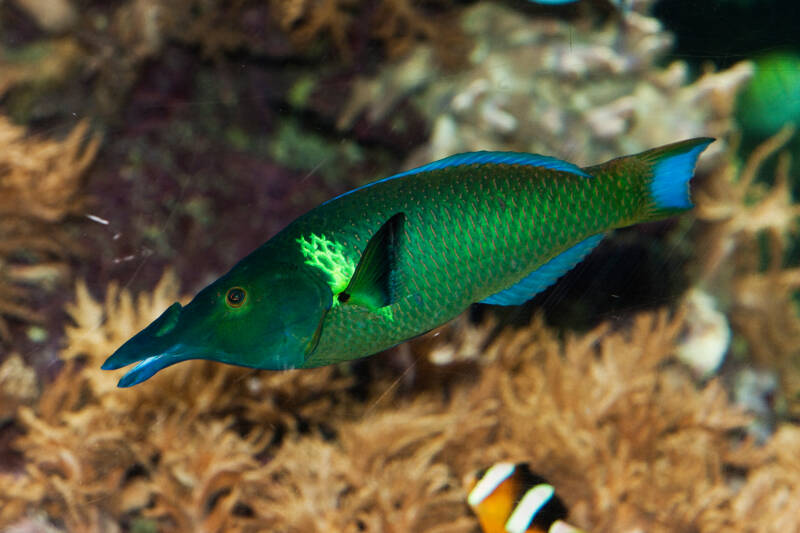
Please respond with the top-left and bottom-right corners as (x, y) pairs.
(103, 138), (713, 387)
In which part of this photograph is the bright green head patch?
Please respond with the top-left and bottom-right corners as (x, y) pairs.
(296, 233), (356, 296)
(296, 214), (403, 323)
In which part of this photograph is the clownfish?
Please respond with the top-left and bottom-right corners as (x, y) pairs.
(466, 462), (585, 533)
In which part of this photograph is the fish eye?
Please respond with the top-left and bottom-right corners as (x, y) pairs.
(226, 287), (247, 308)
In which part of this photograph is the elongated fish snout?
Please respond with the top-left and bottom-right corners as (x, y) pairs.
(116, 350), (191, 388)
(101, 302), (184, 372)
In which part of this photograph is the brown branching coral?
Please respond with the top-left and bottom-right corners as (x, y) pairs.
(0, 115), (99, 339)
(3, 0), (461, 129)
(0, 353), (38, 421)
(0, 38), (83, 101)
(370, 0), (450, 60)
(694, 125), (799, 281)
(138, 415), (268, 532)
(431, 312), (749, 533)
(692, 127), (800, 414)
(244, 404), (485, 533)
(730, 242), (800, 415)
(272, 0), (356, 55)
(0, 118), (97, 222)
(270, 0), (458, 60)
(719, 425), (800, 532)
(11, 271), (800, 532)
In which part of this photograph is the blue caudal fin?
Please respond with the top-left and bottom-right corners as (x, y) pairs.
(641, 138), (714, 210)
(480, 234), (604, 306)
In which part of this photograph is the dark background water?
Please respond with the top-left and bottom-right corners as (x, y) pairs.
(656, 0), (800, 68)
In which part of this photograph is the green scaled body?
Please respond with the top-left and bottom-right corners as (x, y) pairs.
(103, 138), (713, 386)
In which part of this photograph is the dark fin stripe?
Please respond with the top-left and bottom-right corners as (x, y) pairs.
(480, 234), (604, 306)
(341, 212), (405, 311)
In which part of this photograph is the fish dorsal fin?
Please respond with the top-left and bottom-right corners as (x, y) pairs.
(339, 212), (405, 311)
(391, 151), (592, 179)
(480, 234), (604, 306)
(324, 152), (591, 205)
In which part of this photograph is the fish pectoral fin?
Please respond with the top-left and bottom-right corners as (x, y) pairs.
(339, 212), (405, 312)
(304, 311), (326, 357)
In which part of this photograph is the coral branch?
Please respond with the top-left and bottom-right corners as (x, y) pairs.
(0, 115), (100, 340)
(693, 126), (800, 415)
(1, 274), (776, 531)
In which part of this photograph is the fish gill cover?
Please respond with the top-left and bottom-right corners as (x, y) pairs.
(0, 0), (799, 531)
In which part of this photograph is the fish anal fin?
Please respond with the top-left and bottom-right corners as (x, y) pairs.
(480, 234), (604, 306)
(341, 212), (405, 312)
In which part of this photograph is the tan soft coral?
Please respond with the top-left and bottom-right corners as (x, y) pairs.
(220, 311), (752, 532)
(692, 127), (800, 414)
(0, 353), (38, 421)
(0, 117), (97, 223)
(0, 115), (99, 339)
(244, 404), (484, 533)
(8, 271), (800, 532)
(371, 0), (449, 60)
(693, 126), (799, 281)
(14, 405), (143, 530)
(270, 0), (460, 60)
(0, 39), (83, 100)
(139, 415), (268, 532)
(272, 0), (356, 55)
(449, 313), (748, 532)
(720, 425), (800, 532)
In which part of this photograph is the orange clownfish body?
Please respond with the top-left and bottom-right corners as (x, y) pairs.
(465, 462), (585, 533)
